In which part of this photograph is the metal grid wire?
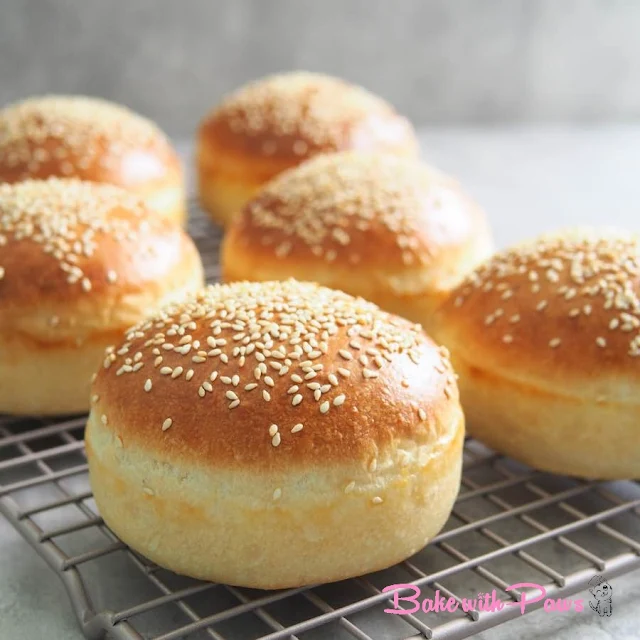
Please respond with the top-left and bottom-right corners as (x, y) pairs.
(1, 200), (639, 640)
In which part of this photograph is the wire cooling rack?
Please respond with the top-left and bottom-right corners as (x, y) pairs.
(1, 200), (639, 640)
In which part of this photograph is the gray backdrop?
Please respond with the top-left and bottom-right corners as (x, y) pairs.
(2, 0), (639, 136)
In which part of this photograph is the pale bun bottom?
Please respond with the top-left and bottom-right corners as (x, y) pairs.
(197, 169), (260, 228)
(0, 333), (121, 415)
(86, 413), (464, 589)
(452, 353), (640, 479)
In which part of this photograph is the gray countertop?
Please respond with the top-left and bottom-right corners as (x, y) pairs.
(1, 126), (639, 640)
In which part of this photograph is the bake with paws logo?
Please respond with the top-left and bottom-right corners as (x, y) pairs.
(588, 574), (613, 617)
(382, 574), (614, 618)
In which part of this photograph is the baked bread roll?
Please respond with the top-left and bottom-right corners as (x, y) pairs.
(0, 96), (186, 225)
(433, 228), (640, 479)
(0, 178), (204, 415)
(222, 152), (493, 333)
(197, 72), (419, 227)
(86, 280), (464, 588)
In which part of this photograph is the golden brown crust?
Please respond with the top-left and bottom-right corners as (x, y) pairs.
(226, 152), (490, 269)
(437, 228), (640, 383)
(0, 178), (203, 337)
(199, 72), (419, 165)
(0, 95), (183, 204)
(91, 280), (460, 471)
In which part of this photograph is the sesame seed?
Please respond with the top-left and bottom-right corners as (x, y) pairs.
(291, 423), (303, 433)
(549, 338), (561, 348)
(269, 424), (278, 437)
(185, 369), (194, 381)
(418, 407), (427, 421)
(229, 399), (240, 409)
(262, 390), (271, 401)
(225, 390), (238, 400)
(162, 418), (173, 431)
(344, 481), (356, 494)
(362, 368), (378, 378)
(333, 394), (346, 406)
(273, 488), (282, 501)
(160, 366), (172, 375)
(337, 367), (351, 377)
(271, 432), (281, 447)
(372, 496), (384, 505)
(502, 334), (513, 344)
(144, 379), (152, 392)
(101, 414), (108, 425)
(319, 400), (330, 413)
(245, 382), (258, 391)
(339, 349), (353, 360)
(292, 393), (303, 406)
(171, 366), (184, 379)
(596, 337), (607, 348)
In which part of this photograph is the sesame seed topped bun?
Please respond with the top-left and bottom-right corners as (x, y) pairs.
(0, 96), (186, 225)
(86, 280), (464, 588)
(222, 152), (493, 332)
(434, 228), (640, 479)
(0, 178), (204, 415)
(197, 72), (419, 226)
